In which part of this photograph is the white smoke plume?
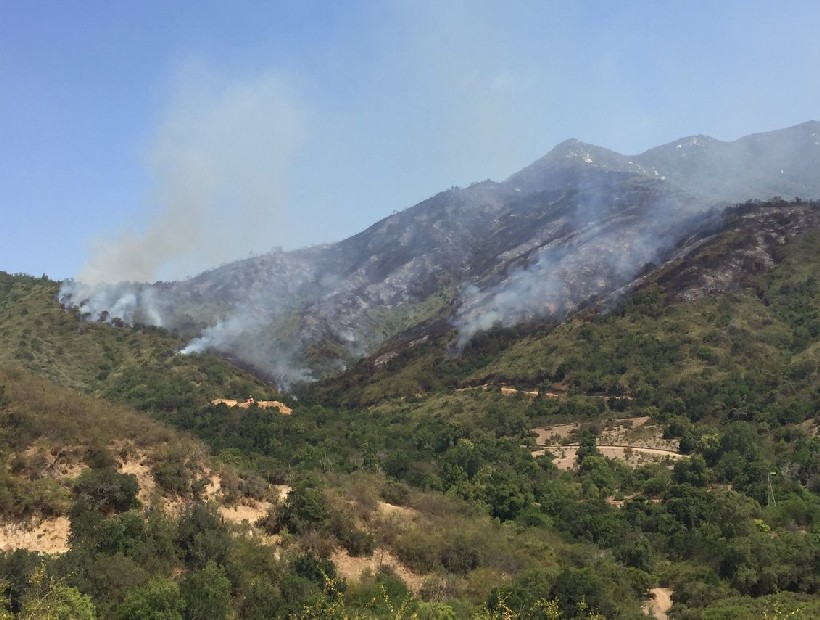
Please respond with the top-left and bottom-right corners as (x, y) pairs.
(453, 186), (705, 348)
(179, 294), (316, 389)
(61, 62), (306, 324)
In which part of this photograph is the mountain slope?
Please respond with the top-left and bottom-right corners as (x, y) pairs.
(0, 272), (277, 408)
(60, 121), (820, 388)
(310, 198), (820, 409)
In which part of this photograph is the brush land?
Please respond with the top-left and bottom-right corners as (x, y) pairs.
(0, 199), (819, 618)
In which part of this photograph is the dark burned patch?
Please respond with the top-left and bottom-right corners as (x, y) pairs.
(645, 200), (820, 303)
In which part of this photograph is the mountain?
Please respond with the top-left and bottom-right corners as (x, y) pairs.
(60, 121), (820, 388)
(312, 197), (820, 406)
(2, 206), (819, 617)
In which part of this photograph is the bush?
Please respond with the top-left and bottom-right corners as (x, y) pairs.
(439, 534), (480, 575)
(175, 503), (231, 570)
(327, 510), (374, 557)
(151, 461), (191, 498)
(270, 478), (327, 535)
(116, 577), (185, 620)
(72, 468), (139, 515)
(180, 561), (231, 620)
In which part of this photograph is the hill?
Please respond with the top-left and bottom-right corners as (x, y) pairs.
(2, 140), (820, 615)
(1, 198), (819, 615)
(60, 122), (820, 388)
(311, 199), (820, 410)
(0, 272), (279, 410)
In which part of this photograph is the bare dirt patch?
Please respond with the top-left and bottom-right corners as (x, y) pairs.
(536, 445), (683, 470)
(203, 473), (222, 501)
(532, 417), (683, 470)
(331, 548), (426, 593)
(119, 456), (157, 505)
(211, 398), (292, 415)
(273, 484), (291, 501)
(532, 423), (578, 446)
(600, 417), (679, 452)
(218, 500), (272, 525)
(533, 445), (578, 470)
(643, 587), (673, 619)
(0, 517), (70, 554)
(799, 419), (818, 437)
(377, 501), (418, 520)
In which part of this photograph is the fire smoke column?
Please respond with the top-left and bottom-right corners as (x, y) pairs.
(60, 61), (307, 325)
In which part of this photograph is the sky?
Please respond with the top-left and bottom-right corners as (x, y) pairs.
(2, 0), (820, 282)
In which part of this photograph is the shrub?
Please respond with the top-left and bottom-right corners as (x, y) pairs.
(71, 468), (139, 515)
(180, 561), (231, 620)
(115, 577), (185, 620)
(175, 503), (231, 570)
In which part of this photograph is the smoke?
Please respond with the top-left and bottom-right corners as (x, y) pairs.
(64, 61), (304, 290)
(176, 278), (319, 389)
(453, 182), (704, 348)
(61, 62), (307, 335)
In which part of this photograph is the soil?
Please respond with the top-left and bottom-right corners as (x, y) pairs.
(643, 587), (673, 619)
(331, 548), (426, 593)
(218, 500), (272, 525)
(119, 456), (158, 505)
(211, 398), (292, 415)
(531, 417), (683, 470)
(377, 501), (418, 520)
(0, 517), (70, 554)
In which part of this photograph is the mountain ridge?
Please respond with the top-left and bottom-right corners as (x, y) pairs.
(59, 121), (820, 388)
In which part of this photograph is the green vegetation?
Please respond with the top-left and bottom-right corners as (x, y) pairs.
(0, 200), (818, 617)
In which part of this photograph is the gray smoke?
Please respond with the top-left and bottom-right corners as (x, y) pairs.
(179, 296), (316, 389)
(61, 63), (305, 317)
(59, 64), (313, 384)
(453, 184), (705, 347)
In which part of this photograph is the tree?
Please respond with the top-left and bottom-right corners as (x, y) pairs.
(673, 455), (711, 487)
(272, 478), (327, 534)
(175, 502), (230, 570)
(18, 565), (97, 620)
(116, 577), (185, 620)
(576, 431), (600, 464)
(180, 561), (231, 620)
(72, 468), (139, 515)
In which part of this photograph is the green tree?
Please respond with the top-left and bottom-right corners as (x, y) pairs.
(180, 561), (231, 620)
(18, 565), (97, 620)
(272, 478), (327, 534)
(116, 577), (185, 620)
(175, 503), (231, 570)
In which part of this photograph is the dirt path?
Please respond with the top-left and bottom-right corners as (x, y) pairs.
(211, 398), (292, 415)
(457, 384), (563, 398)
(643, 587), (673, 619)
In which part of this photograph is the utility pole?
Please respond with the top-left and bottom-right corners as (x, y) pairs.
(767, 471), (777, 507)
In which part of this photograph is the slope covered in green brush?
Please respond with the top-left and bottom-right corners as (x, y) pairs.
(1, 199), (818, 618)
(312, 199), (820, 417)
(0, 273), (278, 409)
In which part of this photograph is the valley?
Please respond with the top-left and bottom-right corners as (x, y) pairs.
(1, 125), (819, 617)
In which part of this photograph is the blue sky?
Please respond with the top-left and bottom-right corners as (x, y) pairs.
(2, 1), (819, 282)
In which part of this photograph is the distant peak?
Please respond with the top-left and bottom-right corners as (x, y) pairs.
(668, 134), (716, 151)
(548, 138), (598, 159)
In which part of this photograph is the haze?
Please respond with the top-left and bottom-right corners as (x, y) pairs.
(2, 0), (820, 281)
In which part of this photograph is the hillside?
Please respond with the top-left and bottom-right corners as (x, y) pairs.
(2, 195), (819, 616)
(3, 143), (820, 615)
(311, 199), (820, 407)
(60, 122), (820, 387)
(0, 272), (279, 409)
